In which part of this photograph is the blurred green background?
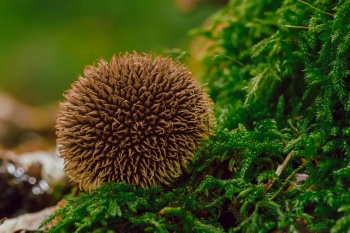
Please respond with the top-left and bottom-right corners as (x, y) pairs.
(0, 0), (221, 106)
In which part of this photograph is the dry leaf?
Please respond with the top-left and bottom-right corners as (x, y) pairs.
(0, 206), (55, 233)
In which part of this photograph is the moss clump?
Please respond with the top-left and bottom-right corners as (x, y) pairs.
(41, 182), (224, 233)
(43, 0), (350, 232)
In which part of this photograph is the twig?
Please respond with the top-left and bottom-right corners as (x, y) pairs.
(282, 25), (310, 30)
(269, 161), (309, 201)
(264, 150), (294, 193)
(213, 54), (246, 68)
(297, 0), (334, 17)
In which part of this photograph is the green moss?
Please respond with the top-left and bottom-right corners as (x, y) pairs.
(41, 183), (224, 232)
(43, 0), (350, 232)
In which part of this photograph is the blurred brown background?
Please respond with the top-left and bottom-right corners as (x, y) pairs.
(0, 0), (224, 149)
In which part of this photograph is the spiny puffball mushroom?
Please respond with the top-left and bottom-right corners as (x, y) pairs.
(56, 52), (214, 191)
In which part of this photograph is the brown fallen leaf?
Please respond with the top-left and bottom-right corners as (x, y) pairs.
(0, 206), (56, 233)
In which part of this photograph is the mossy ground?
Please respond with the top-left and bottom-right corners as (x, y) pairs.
(42, 0), (350, 232)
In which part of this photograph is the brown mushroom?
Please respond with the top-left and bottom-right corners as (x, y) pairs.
(56, 52), (214, 191)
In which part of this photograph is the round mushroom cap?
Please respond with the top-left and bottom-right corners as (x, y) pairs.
(56, 52), (214, 191)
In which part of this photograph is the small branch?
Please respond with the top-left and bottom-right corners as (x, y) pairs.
(269, 161), (309, 201)
(213, 54), (246, 68)
(278, 150), (295, 176)
(297, 0), (334, 17)
(264, 151), (294, 194)
(282, 25), (310, 30)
